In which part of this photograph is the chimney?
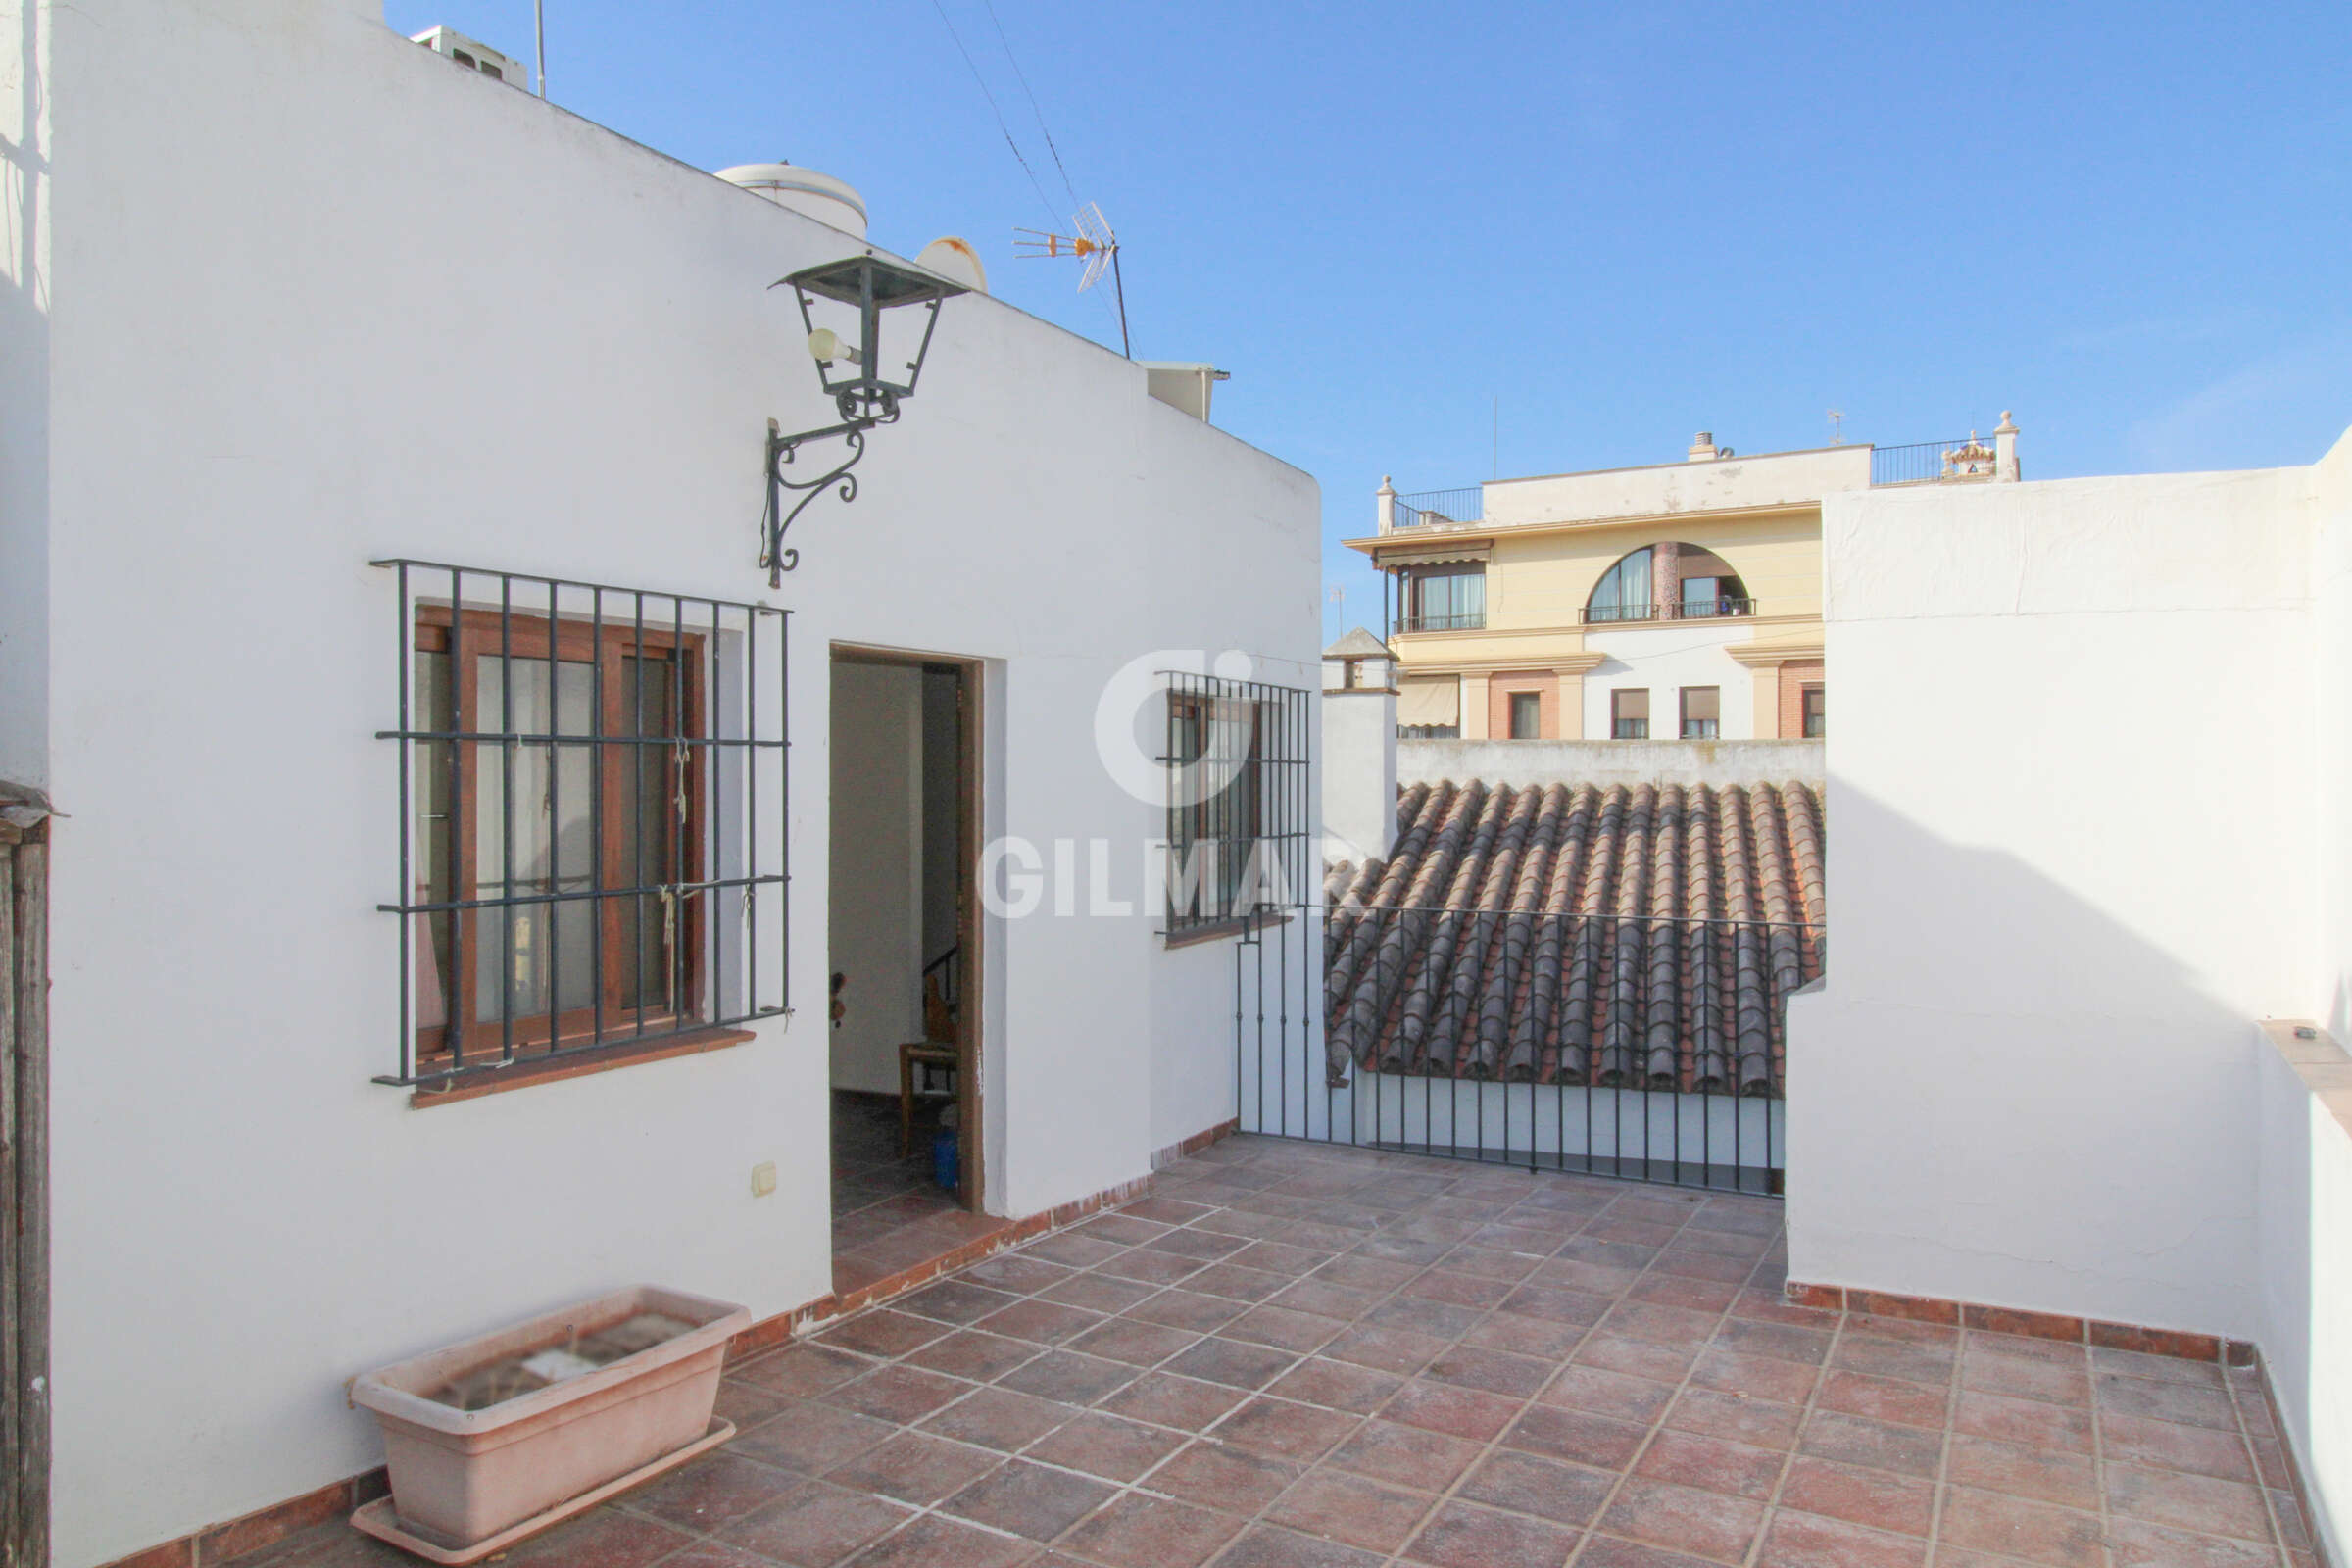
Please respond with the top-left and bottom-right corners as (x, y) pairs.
(1688, 431), (1719, 462)
(1321, 629), (1397, 864)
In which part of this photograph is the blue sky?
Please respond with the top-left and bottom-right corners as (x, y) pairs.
(387, 0), (2351, 642)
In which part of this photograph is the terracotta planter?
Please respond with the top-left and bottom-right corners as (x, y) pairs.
(350, 1284), (750, 1563)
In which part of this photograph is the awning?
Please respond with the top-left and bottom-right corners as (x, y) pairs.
(1377, 544), (1491, 568)
(1398, 676), (1460, 726)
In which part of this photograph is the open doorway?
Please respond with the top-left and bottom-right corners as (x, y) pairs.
(827, 646), (995, 1299)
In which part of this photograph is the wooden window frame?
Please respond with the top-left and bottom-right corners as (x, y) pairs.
(413, 606), (709, 1074)
(1611, 687), (1650, 741)
(1801, 684), (1827, 739)
(1680, 685), (1721, 740)
(1508, 690), (1542, 740)
(1167, 692), (1266, 928)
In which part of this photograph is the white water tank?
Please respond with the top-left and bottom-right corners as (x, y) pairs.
(713, 163), (867, 239)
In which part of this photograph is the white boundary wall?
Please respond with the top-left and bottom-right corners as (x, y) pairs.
(0, 3), (1318, 1561)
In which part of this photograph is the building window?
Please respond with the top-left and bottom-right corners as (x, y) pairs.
(383, 563), (788, 1089)
(1586, 544), (1752, 623)
(1611, 688), (1649, 740)
(1508, 691), (1542, 739)
(1587, 548), (1653, 624)
(1681, 686), (1720, 739)
(1802, 685), (1826, 738)
(1398, 566), (1485, 632)
(1164, 672), (1308, 936)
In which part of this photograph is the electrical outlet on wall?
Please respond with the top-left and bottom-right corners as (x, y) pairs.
(750, 1161), (777, 1198)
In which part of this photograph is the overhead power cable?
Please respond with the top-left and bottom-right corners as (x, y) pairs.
(981, 0), (1083, 211)
(927, 0), (1064, 227)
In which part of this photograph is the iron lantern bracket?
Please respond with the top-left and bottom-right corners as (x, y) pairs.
(761, 412), (890, 587)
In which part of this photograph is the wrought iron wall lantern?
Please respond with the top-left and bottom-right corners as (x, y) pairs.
(762, 253), (967, 583)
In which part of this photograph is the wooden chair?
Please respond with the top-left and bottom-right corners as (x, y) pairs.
(897, 1042), (958, 1158)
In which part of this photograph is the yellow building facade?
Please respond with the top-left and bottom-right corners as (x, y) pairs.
(1348, 424), (2016, 741)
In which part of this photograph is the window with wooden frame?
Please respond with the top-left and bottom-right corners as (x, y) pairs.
(1680, 686), (1720, 740)
(1801, 685), (1826, 738)
(382, 563), (789, 1091)
(1508, 691), (1542, 739)
(1611, 688), (1649, 740)
(1163, 671), (1309, 938)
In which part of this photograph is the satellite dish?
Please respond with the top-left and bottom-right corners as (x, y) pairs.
(916, 237), (988, 295)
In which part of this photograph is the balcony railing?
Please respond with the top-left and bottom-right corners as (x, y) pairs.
(1871, 437), (1993, 486)
(1393, 486), (1482, 529)
(1395, 611), (1486, 633)
(1581, 598), (1757, 626)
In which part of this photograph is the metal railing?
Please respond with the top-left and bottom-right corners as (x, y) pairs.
(1395, 611), (1487, 633)
(1871, 438), (1981, 486)
(375, 561), (790, 1089)
(1393, 486), (1483, 529)
(1234, 903), (1817, 1193)
(1581, 597), (1757, 625)
(1397, 725), (1460, 740)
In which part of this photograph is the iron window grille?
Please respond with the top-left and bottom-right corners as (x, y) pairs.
(376, 562), (789, 1088)
(1163, 671), (1310, 936)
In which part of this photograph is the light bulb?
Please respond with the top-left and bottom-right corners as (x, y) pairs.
(808, 328), (861, 366)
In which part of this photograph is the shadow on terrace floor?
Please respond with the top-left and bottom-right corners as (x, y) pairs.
(241, 1135), (2307, 1568)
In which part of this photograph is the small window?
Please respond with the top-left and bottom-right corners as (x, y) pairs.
(1165, 674), (1307, 936)
(451, 48), (477, 67)
(1400, 567), (1485, 633)
(1611, 688), (1649, 740)
(1681, 686), (1720, 740)
(1802, 686), (1826, 738)
(1508, 691), (1541, 739)
(478, 61), (504, 80)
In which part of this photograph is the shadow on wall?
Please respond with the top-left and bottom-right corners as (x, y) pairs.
(1788, 781), (2264, 1341)
(0, 0), (51, 787)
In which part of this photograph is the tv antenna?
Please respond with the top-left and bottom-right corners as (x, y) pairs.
(1827, 409), (1845, 445)
(1014, 202), (1131, 359)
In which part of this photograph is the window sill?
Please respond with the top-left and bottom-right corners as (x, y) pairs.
(408, 1025), (757, 1108)
(1160, 912), (1295, 952)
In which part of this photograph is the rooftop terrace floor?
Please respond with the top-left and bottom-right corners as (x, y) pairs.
(244, 1136), (2309, 1568)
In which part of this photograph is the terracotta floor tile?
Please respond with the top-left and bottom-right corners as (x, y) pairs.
(1146, 1439), (1306, 1515)
(1541, 1364), (1677, 1424)
(906, 1330), (1049, 1383)
(1099, 1370), (1250, 1430)
(1420, 1344), (1552, 1399)
(1461, 1310), (1593, 1359)
(1328, 1419), (1487, 1491)
(815, 1310), (952, 1360)
(1267, 1356), (1405, 1414)
(1214, 1395), (1364, 1461)
(736, 1345), (874, 1399)
(2096, 1371), (2240, 1432)
(2097, 1409), (2259, 1482)
(1626, 1273), (1741, 1315)
(1145, 1227), (1250, 1261)
(899, 1280), (1028, 1325)
(1663, 1387), (1803, 1450)
(2094, 1346), (2227, 1387)
(2105, 1518), (2285, 1567)
(1222, 1305), (1349, 1354)
(942, 1459), (1117, 1541)
(1363, 1295), (1487, 1340)
(1634, 1429), (1785, 1501)
(733, 1403), (902, 1475)
(1600, 1475), (1767, 1563)
(1830, 1336), (1954, 1387)
(1399, 1499), (1581, 1567)
(1268, 1278), (1385, 1322)
(1502, 1405), (1650, 1470)
(1095, 1248), (1210, 1286)
(718, 1481), (915, 1568)
(1042, 1273), (1162, 1314)
(1025, 1410), (1189, 1481)
(847, 1513), (1039, 1568)
(1125, 1290), (1248, 1333)
(1498, 1285), (1616, 1330)
(1958, 1350), (2090, 1407)
(1690, 1347), (1819, 1406)
(1383, 1379), (1523, 1443)
(819, 1365), (971, 1424)
(1940, 1434), (2099, 1511)
(1016, 1234), (1127, 1271)
(1752, 1510), (1927, 1568)
(917, 1386), (1076, 1451)
(1314, 1254), (1424, 1292)
(1185, 1264), (1296, 1303)
(1066, 1315), (1200, 1368)
(2105, 1460), (2276, 1543)
(1936, 1485), (2107, 1567)
(823, 1432), (1004, 1506)
(1578, 1333), (1701, 1385)
(1262, 1466), (1437, 1551)
(1796, 1411), (1945, 1480)
(1226, 1241), (1339, 1276)
(996, 1350), (1141, 1405)
(1164, 1336), (1301, 1391)
(1320, 1322), (1450, 1376)
(980, 1299), (1112, 1348)
(1210, 1524), (1388, 1568)
(621, 1451), (802, 1530)
(1952, 1389), (2095, 1454)
(1817, 1369), (1951, 1431)
(1776, 1455), (1935, 1536)
(655, 1544), (781, 1568)
(715, 1381), (793, 1433)
(1577, 1536), (1739, 1568)
(1455, 1449), (1615, 1527)
(1712, 1317), (1832, 1366)
(503, 1510), (697, 1568)
(1054, 1493), (1242, 1568)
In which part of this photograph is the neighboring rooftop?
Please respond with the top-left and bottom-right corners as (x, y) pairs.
(1323, 778), (1824, 1093)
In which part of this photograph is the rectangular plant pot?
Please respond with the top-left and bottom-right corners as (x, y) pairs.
(351, 1284), (751, 1554)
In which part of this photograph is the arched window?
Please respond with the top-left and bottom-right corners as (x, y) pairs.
(1585, 544), (1750, 624)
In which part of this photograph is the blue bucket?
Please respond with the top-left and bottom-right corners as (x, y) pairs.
(931, 1126), (959, 1193)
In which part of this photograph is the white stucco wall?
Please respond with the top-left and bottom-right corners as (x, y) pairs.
(10, 4), (1318, 1562)
(1582, 621), (1759, 740)
(1787, 463), (2319, 1340)
(1322, 689), (1397, 865)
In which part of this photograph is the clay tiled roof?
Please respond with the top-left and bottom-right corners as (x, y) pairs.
(1322, 780), (1824, 1095)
